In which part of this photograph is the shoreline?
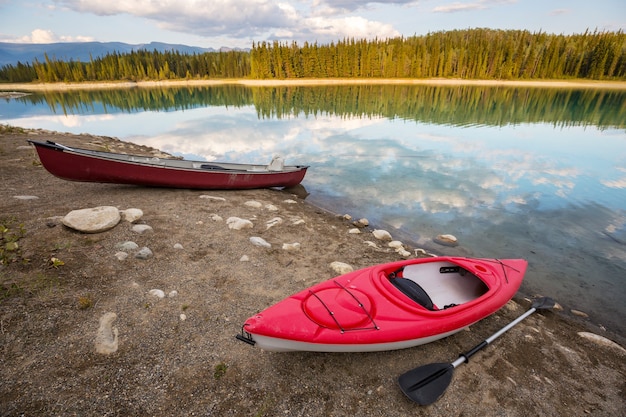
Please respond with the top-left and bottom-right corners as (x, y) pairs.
(2, 77), (626, 91)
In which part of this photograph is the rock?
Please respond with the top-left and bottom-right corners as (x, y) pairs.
(62, 206), (121, 233)
(372, 229), (392, 241)
(353, 218), (369, 227)
(388, 241), (404, 249)
(266, 217), (283, 229)
(226, 217), (253, 230)
(168, 290), (178, 298)
(116, 241), (139, 251)
(209, 214), (223, 222)
(13, 195), (39, 200)
(135, 247), (153, 259)
(330, 261), (353, 275)
(282, 242), (301, 251)
(571, 309), (589, 318)
(148, 289), (165, 298)
(114, 251), (128, 261)
(199, 195), (226, 202)
(396, 248), (411, 258)
(265, 204), (279, 211)
(244, 200), (263, 208)
(131, 224), (153, 234)
(348, 228), (361, 234)
(173, 243), (184, 250)
(434, 234), (459, 247)
(240, 255), (250, 262)
(120, 208), (143, 223)
(180, 314), (187, 321)
(249, 236), (271, 248)
(95, 312), (119, 355)
(283, 199), (298, 204)
(578, 332), (626, 355)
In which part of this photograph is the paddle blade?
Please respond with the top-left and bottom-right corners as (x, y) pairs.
(531, 297), (556, 310)
(398, 363), (454, 405)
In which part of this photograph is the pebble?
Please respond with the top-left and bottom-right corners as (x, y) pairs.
(199, 195), (226, 202)
(173, 243), (184, 250)
(131, 224), (153, 234)
(577, 332), (626, 354)
(434, 234), (459, 247)
(120, 208), (143, 223)
(148, 289), (165, 298)
(571, 309), (589, 318)
(240, 255), (250, 262)
(330, 261), (353, 275)
(116, 241), (139, 251)
(266, 217), (283, 229)
(13, 195), (39, 200)
(244, 200), (263, 208)
(250, 236), (271, 248)
(353, 218), (369, 227)
(348, 228), (361, 234)
(226, 217), (253, 230)
(209, 214), (223, 222)
(135, 247), (153, 259)
(282, 242), (301, 251)
(114, 251), (129, 261)
(372, 229), (392, 241)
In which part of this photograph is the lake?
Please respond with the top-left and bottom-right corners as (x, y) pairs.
(2, 83), (625, 338)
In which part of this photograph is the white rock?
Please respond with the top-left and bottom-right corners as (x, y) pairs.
(116, 241), (139, 251)
(364, 241), (379, 248)
(95, 312), (119, 355)
(209, 214), (223, 222)
(291, 218), (306, 225)
(266, 217), (284, 229)
(283, 199), (298, 204)
(343, 214), (352, 220)
(388, 240), (404, 249)
(249, 236), (271, 248)
(226, 217), (253, 230)
(173, 243), (184, 250)
(149, 289), (165, 298)
(240, 255), (250, 262)
(348, 228), (361, 234)
(330, 261), (353, 275)
(578, 332), (626, 354)
(396, 248), (411, 258)
(168, 290), (178, 298)
(13, 195), (39, 200)
(62, 206), (121, 233)
(180, 313), (187, 321)
(199, 195), (226, 201)
(114, 251), (128, 261)
(282, 242), (301, 251)
(244, 200), (263, 208)
(135, 247), (153, 259)
(434, 234), (459, 247)
(265, 204), (279, 211)
(372, 229), (392, 241)
(353, 218), (369, 227)
(120, 208), (143, 223)
(131, 224), (153, 234)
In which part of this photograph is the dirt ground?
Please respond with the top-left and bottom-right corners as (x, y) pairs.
(1, 126), (624, 417)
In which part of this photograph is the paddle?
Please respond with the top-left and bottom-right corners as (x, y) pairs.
(398, 297), (556, 405)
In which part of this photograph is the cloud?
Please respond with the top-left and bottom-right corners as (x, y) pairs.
(54, 0), (401, 44)
(13, 29), (94, 43)
(433, 0), (515, 13)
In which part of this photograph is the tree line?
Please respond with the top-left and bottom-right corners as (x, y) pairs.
(1, 28), (624, 83)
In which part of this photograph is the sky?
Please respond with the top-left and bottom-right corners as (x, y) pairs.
(0, 0), (625, 49)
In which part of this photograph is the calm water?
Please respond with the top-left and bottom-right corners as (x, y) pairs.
(2, 84), (625, 339)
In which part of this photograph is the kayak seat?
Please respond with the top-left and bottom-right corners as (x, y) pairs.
(391, 278), (437, 311)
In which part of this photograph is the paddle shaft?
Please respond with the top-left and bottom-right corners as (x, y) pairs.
(451, 306), (538, 368)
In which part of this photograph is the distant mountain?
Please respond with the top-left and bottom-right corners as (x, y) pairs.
(0, 42), (246, 66)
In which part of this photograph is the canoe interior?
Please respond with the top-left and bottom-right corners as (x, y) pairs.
(389, 261), (489, 311)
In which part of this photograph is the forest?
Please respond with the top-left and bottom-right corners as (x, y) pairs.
(1, 28), (624, 83)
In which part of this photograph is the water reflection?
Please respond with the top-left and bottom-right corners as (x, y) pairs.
(1, 85), (625, 338)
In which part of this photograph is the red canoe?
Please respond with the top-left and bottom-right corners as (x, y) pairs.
(237, 257), (526, 352)
(28, 140), (308, 190)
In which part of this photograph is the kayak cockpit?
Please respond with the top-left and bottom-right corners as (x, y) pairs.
(388, 261), (488, 311)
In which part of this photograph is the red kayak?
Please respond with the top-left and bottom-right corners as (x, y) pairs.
(28, 140), (308, 190)
(237, 257), (526, 352)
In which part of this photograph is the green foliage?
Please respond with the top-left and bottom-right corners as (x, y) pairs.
(0, 218), (26, 265)
(213, 362), (228, 379)
(1, 29), (624, 83)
